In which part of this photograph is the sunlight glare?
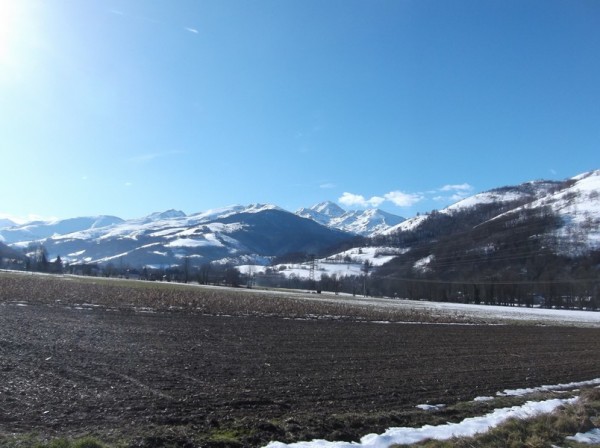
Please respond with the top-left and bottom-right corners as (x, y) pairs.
(0, 0), (19, 66)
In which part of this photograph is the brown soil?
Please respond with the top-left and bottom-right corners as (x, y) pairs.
(2, 299), (600, 447)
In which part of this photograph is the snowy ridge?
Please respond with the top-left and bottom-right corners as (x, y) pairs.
(0, 218), (16, 229)
(482, 170), (600, 253)
(0, 215), (125, 244)
(444, 179), (562, 213)
(381, 214), (428, 235)
(296, 202), (404, 236)
(3, 204), (352, 267)
(381, 170), (600, 255)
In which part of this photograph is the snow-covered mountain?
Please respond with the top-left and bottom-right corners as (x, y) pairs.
(381, 170), (600, 264)
(296, 201), (346, 226)
(0, 216), (125, 244)
(4, 204), (353, 268)
(0, 218), (16, 230)
(486, 170), (600, 253)
(296, 201), (405, 236)
(3, 170), (599, 273)
(381, 170), (600, 255)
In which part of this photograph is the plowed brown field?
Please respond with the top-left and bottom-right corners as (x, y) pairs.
(2, 275), (600, 447)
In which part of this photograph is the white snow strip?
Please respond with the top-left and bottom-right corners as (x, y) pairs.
(415, 404), (445, 411)
(68, 250), (86, 257)
(165, 237), (223, 248)
(264, 398), (575, 448)
(566, 428), (600, 444)
(498, 378), (600, 397)
(473, 396), (494, 402)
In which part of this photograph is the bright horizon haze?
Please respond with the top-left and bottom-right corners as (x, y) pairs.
(1, 0), (599, 222)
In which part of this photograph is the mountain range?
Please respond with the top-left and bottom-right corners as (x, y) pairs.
(0, 204), (364, 268)
(1, 170), (599, 274)
(296, 202), (404, 235)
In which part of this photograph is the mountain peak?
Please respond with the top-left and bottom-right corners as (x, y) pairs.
(310, 201), (346, 218)
(296, 202), (404, 236)
(243, 203), (283, 213)
(144, 209), (187, 221)
(0, 218), (16, 230)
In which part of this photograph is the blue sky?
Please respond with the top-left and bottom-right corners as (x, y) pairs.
(1, 0), (599, 222)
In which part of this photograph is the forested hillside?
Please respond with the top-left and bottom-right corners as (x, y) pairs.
(367, 173), (600, 308)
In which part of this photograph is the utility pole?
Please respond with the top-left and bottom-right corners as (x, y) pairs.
(308, 254), (318, 291)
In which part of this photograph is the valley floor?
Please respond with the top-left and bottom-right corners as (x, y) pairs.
(2, 275), (600, 447)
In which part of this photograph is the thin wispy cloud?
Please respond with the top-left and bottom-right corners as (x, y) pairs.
(450, 193), (467, 201)
(437, 183), (474, 202)
(185, 27), (199, 34)
(440, 183), (473, 193)
(107, 8), (159, 24)
(319, 182), (336, 189)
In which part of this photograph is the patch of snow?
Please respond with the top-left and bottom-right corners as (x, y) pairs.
(566, 428), (600, 444)
(263, 247), (403, 282)
(68, 250), (86, 257)
(473, 396), (494, 402)
(331, 247), (407, 266)
(94, 251), (131, 263)
(295, 296), (600, 327)
(149, 227), (186, 238)
(415, 404), (445, 411)
(165, 237), (223, 248)
(264, 398), (576, 447)
(413, 255), (434, 272)
(497, 378), (600, 397)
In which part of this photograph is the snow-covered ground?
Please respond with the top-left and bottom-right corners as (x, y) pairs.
(264, 377), (600, 448)
(567, 428), (600, 444)
(265, 398), (578, 447)
(239, 247), (407, 280)
(293, 295), (600, 327)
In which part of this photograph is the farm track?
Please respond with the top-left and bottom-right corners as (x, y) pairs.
(2, 274), (600, 447)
